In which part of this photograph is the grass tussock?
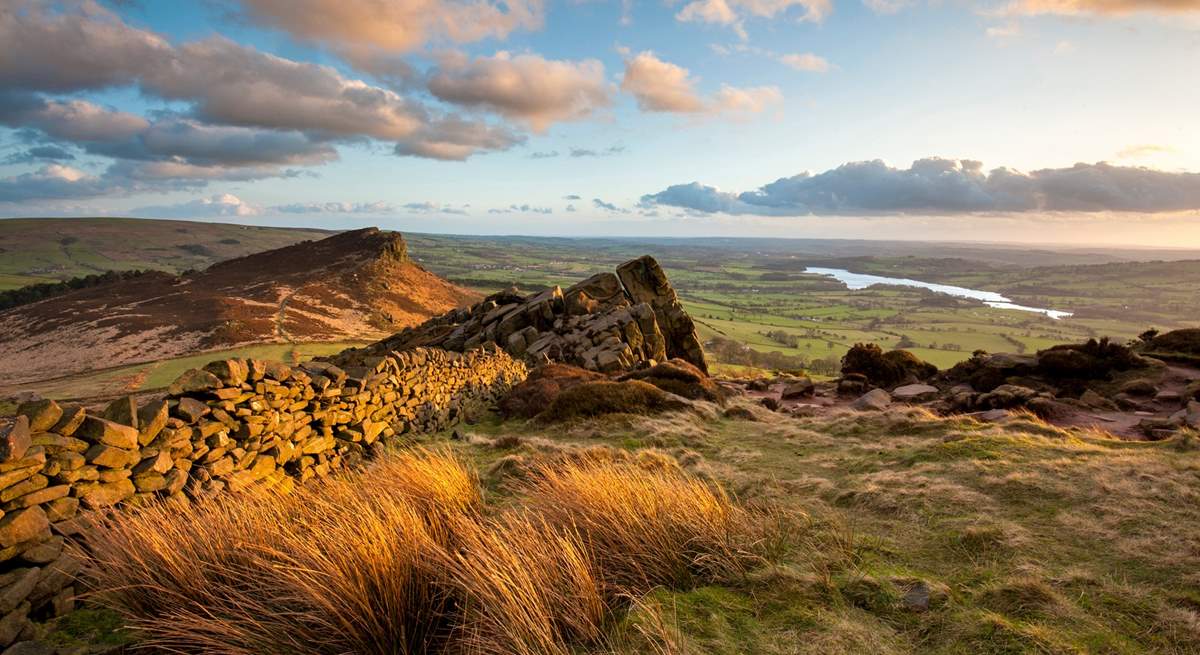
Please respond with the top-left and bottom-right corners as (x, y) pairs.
(522, 459), (760, 592)
(79, 448), (774, 655)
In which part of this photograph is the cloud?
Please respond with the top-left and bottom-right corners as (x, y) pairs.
(0, 0), (524, 175)
(620, 51), (781, 115)
(427, 51), (613, 133)
(529, 150), (560, 159)
(778, 53), (830, 72)
(1000, 0), (1200, 17)
(1, 145), (76, 165)
(0, 164), (109, 202)
(0, 93), (148, 142)
(233, 0), (544, 59)
(676, 0), (832, 37)
(639, 158), (1200, 215)
(711, 44), (833, 73)
(621, 52), (706, 112)
(1117, 144), (1176, 160)
(564, 194), (581, 200)
(488, 203), (553, 214)
(986, 22), (1021, 38)
(569, 145), (625, 157)
(592, 197), (632, 213)
(272, 201), (395, 214)
(130, 193), (262, 218)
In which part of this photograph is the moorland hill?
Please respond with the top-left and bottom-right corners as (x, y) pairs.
(0, 229), (475, 385)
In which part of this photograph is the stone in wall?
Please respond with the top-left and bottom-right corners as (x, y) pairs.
(330, 255), (708, 374)
(0, 344), (526, 647)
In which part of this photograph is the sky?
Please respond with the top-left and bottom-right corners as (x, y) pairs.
(1, 0), (1199, 246)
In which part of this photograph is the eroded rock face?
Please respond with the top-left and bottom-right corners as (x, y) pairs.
(335, 256), (708, 374)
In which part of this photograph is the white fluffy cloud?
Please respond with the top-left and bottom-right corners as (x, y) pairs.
(428, 52), (613, 133)
(620, 51), (782, 115)
(234, 0), (544, 57)
(676, 0), (832, 37)
(130, 194), (262, 218)
(640, 158), (1200, 215)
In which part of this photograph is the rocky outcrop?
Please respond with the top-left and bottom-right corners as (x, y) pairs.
(330, 256), (708, 375)
(0, 345), (526, 647)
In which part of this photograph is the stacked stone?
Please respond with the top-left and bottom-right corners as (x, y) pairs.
(332, 255), (709, 375)
(0, 345), (526, 647)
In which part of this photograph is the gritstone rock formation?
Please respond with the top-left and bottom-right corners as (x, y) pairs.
(329, 255), (709, 375)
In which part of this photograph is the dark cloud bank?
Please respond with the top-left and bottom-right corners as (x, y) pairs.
(641, 158), (1200, 215)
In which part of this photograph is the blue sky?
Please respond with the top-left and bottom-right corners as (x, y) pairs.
(1, 0), (1199, 245)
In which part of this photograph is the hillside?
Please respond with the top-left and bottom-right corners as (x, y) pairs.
(0, 218), (332, 290)
(0, 228), (476, 385)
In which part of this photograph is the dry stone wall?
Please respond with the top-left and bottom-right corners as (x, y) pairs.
(0, 345), (526, 648)
(331, 255), (708, 375)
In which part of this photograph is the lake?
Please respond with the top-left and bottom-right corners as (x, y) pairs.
(805, 267), (1073, 320)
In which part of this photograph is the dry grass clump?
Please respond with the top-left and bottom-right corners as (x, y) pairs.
(521, 459), (761, 592)
(79, 447), (773, 654)
(444, 513), (606, 654)
(81, 449), (471, 654)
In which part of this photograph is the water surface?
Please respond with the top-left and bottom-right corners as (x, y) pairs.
(805, 267), (1072, 320)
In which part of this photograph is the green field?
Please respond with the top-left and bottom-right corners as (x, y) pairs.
(4, 218), (1198, 384)
(402, 233), (1200, 373)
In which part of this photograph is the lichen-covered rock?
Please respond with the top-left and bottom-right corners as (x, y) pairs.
(14, 401), (60, 434)
(0, 418), (31, 463)
(852, 388), (893, 411)
(168, 368), (222, 395)
(77, 417), (138, 450)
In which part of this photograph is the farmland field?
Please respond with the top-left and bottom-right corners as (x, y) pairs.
(405, 233), (1200, 374)
(3, 218), (1199, 387)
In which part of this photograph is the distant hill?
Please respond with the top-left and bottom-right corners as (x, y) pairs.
(0, 228), (477, 384)
(0, 217), (333, 290)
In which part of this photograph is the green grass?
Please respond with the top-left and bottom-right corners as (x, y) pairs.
(436, 406), (1200, 654)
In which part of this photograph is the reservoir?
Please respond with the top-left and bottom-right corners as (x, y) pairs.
(805, 267), (1073, 320)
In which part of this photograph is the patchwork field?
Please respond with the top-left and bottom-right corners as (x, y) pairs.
(3, 219), (1199, 396)
(403, 233), (1200, 374)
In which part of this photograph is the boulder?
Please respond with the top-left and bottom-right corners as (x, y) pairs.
(168, 368), (222, 395)
(203, 359), (249, 386)
(616, 256), (708, 373)
(1155, 390), (1183, 405)
(1080, 389), (1117, 410)
(14, 400), (60, 433)
(0, 418), (31, 463)
(892, 384), (939, 402)
(101, 396), (139, 430)
(0, 508), (47, 548)
(77, 417), (139, 450)
(1119, 378), (1159, 397)
(780, 377), (815, 400)
(852, 388), (892, 411)
(842, 343), (936, 388)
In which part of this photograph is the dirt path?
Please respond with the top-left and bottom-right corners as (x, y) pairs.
(275, 288), (296, 344)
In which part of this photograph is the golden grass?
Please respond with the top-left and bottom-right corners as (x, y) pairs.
(78, 448), (772, 654)
(521, 459), (760, 593)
